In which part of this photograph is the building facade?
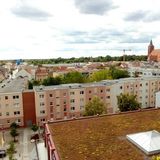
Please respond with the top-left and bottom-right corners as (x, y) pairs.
(1, 77), (160, 127)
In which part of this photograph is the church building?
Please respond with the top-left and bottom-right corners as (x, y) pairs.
(148, 40), (160, 62)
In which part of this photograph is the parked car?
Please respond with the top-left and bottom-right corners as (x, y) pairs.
(0, 150), (6, 158)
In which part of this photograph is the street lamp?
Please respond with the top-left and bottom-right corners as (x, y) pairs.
(31, 139), (39, 160)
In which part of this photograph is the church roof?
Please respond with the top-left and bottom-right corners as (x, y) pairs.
(127, 130), (160, 155)
(150, 49), (160, 55)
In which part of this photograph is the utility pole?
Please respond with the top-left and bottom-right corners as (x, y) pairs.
(123, 49), (131, 61)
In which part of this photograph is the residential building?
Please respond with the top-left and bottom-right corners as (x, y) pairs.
(1, 76), (160, 127)
(0, 77), (28, 128)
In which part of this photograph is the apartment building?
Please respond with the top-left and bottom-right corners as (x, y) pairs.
(1, 76), (160, 127)
(0, 77), (28, 128)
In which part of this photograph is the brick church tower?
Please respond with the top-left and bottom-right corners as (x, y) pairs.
(148, 40), (154, 60)
(148, 40), (154, 57)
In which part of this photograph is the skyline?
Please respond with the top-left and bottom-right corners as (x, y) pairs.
(0, 0), (160, 60)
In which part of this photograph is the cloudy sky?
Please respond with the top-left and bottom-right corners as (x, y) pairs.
(0, 0), (160, 60)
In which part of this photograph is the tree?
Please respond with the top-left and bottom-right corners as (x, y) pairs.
(10, 128), (19, 142)
(42, 76), (62, 86)
(84, 96), (107, 116)
(7, 141), (16, 160)
(31, 124), (39, 133)
(109, 66), (129, 79)
(10, 122), (19, 129)
(88, 69), (112, 82)
(28, 80), (33, 89)
(63, 71), (85, 84)
(117, 93), (141, 112)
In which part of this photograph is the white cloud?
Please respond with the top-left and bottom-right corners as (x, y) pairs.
(0, 0), (160, 60)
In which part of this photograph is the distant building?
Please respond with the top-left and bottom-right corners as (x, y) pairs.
(148, 40), (160, 62)
(35, 67), (49, 81)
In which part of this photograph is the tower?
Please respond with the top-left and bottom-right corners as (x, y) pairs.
(148, 40), (154, 57)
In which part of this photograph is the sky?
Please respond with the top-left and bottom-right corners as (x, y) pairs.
(1, 0), (160, 60)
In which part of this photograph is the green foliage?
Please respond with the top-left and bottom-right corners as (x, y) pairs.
(27, 55), (147, 65)
(63, 71), (85, 84)
(84, 96), (107, 116)
(28, 79), (41, 88)
(117, 93), (141, 112)
(31, 124), (39, 133)
(109, 66), (129, 79)
(10, 128), (19, 142)
(28, 81), (33, 89)
(42, 76), (62, 86)
(10, 122), (19, 129)
(88, 69), (112, 82)
(7, 141), (16, 160)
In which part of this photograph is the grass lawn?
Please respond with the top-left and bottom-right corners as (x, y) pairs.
(49, 109), (160, 160)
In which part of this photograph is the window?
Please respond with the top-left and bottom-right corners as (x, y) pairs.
(14, 111), (20, 115)
(39, 94), (44, 98)
(6, 112), (9, 116)
(70, 92), (75, 95)
(5, 96), (8, 100)
(106, 96), (110, 99)
(40, 102), (45, 106)
(140, 84), (142, 87)
(41, 118), (45, 122)
(63, 92), (67, 96)
(13, 95), (19, 99)
(64, 107), (67, 111)
(71, 106), (75, 110)
(106, 89), (110, 92)
(146, 83), (148, 86)
(17, 119), (21, 123)
(50, 102), (53, 105)
(70, 99), (75, 103)
(89, 98), (91, 101)
(50, 107), (53, 112)
(7, 120), (10, 123)
(89, 90), (92, 93)
(80, 91), (84, 94)
(120, 86), (123, 89)
(100, 90), (103, 93)
(40, 110), (45, 114)
(63, 100), (66, 104)
(0, 113), (2, 116)
(14, 103), (19, 107)
(49, 94), (53, 97)
(80, 106), (84, 110)
(80, 98), (84, 102)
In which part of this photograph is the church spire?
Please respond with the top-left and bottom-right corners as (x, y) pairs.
(148, 40), (154, 61)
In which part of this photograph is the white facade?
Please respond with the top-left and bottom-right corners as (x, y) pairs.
(156, 91), (160, 108)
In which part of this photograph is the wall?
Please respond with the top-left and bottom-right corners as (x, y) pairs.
(22, 90), (36, 127)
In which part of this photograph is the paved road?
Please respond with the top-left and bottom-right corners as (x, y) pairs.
(1, 128), (47, 160)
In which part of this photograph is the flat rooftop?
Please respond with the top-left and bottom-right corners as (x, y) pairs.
(48, 109), (160, 160)
(0, 77), (27, 93)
